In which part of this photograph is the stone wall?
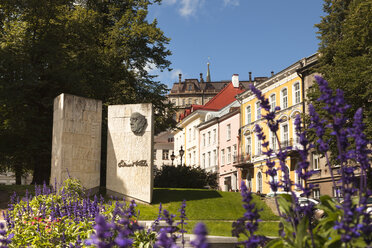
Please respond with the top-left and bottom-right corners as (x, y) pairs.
(106, 104), (153, 203)
(50, 94), (102, 190)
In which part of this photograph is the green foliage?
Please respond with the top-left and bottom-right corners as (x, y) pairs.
(312, 0), (372, 141)
(133, 229), (157, 248)
(0, 0), (173, 184)
(154, 165), (218, 189)
(58, 177), (85, 198)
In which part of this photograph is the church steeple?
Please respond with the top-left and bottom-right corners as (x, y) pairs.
(206, 62), (211, 82)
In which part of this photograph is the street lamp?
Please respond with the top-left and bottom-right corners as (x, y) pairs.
(170, 151), (175, 166)
(179, 146), (184, 166)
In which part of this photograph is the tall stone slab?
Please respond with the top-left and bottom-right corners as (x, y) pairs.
(106, 104), (153, 203)
(50, 94), (102, 190)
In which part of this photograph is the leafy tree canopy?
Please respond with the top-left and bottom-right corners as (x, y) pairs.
(0, 0), (175, 184)
(311, 0), (372, 140)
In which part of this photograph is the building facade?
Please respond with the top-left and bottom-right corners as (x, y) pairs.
(153, 131), (174, 169)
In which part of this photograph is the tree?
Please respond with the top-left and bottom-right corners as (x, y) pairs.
(0, 0), (173, 184)
(312, 0), (372, 139)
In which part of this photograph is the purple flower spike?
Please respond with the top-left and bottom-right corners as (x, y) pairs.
(190, 223), (209, 248)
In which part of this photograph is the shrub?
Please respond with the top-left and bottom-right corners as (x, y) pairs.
(154, 165), (218, 189)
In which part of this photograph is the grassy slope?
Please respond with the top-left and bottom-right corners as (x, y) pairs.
(137, 188), (279, 221)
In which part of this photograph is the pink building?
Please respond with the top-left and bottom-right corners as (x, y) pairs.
(218, 108), (241, 191)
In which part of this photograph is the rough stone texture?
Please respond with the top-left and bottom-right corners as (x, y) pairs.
(50, 94), (102, 190)
(106, 104), (153, 203)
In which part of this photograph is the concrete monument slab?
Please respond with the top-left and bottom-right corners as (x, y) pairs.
(50, 94), (102, 190)
(106, 104), (153, 203)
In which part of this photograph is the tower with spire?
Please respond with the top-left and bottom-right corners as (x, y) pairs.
(206, 62), (211, 82)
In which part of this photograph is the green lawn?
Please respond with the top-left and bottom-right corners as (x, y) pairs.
(136, 188), (279, 221)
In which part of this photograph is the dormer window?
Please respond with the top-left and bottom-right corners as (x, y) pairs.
(188, 84), (192, 91)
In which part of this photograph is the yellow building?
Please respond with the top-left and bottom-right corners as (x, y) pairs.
(235, 54), (318, 194)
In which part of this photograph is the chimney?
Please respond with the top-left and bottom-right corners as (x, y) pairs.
(200, 73), (204, 82)
(232, 74), (239, 88)
(271, 71), (274, 77)
(249, 72), (252, 82)
(179, 74), (182, 83)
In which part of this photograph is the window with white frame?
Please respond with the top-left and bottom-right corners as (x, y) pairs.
(208, 152), (211, 167)
(293, 82), (301, 104)
(213, 150), (217, 166)
(208, 131), (211, 145)
(256, 135), (262, 156)
(282, 123), (289, 147)
(270, 131), (277, 152)
(270, 94), (276, 112)
(312, 152), (320, 170)
(193, 151), (196, 165)
(256, 101), (261, 120)
(281, 88), (288, 109)
(227, 124), (231, 140)
(333, 186), (343, 198)
(203, 134), (206, 147)
(182, 99), (185, 106)
(193, 126), (196, 140)
(227, 146), (231, 164)
(293, 116), (300, 145)
(213, 129), (216, 144)
(233, 145), (237, 162)
(257, 171), (263, 193)
(188, 98), (192, 105)
(162, 149), (169, 160)
(221, 149), (225, 166)
(246, 106), (251, 124)
(313, 188), (320, 199)
(246, 136), (252, 156)
(202, 153), (205, 168)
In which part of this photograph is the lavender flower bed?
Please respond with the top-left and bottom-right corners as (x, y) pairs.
(0, 76), (370, 247)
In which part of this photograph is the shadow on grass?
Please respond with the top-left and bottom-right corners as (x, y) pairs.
(152, 188), (222, 204)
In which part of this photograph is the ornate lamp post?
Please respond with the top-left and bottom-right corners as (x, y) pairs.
(179, 146), (184, 166)
(170, 151), (175, 166)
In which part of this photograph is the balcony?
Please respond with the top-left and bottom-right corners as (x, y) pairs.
(233, 154), (253, 169)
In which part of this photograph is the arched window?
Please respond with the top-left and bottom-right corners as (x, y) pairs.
(293, 82), (301, 104)
(282, 166), (290, 192)
(281, 88), (288, 109)
(295, 164), (303, 190)
(257, 171), (263, 193)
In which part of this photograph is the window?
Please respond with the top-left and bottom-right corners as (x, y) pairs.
(282, 123), (289, 147)
(270, 131), (277, 152)
(282, 166), (290, 191)
(233, 145), (237, 162)
(154, 149), (157, 159)
(162, 149), (169, 160)
(221, 149), (225, 166)
(270, 94), (276, 112)
(172, 99), (176, 105)
(281, 88), (288, 109)
(208, 152), (211, 167)
(227, 147), (231, 164)
(257, 171), (263, 193)
(188, 84), (192, 91)
(312, 152), (320, 170)
(189, 128), (191, 141)
(213, 149), (217, 166)
(189, 153), (191, 166)
(256, 135), (262, 156)
(202, 153), (205, 168)
(227, 124), (231, 140)
(208, 131), (211, 145)
(246, 136), (252, 155)
(256, 101), (261, 120)
(193, 127), (196, 140)
(213, 129), (216, 144)
(246, 106), (251, 124)
(293, 82), (301, 104)
(295, 164), (303, 189)
(193, 151), (196, 165)
(203, 134), (206, 147)
(182, 99), (185, 106)
(333, 187), (343, 198)
(313, 188), (320, 200)
(194, 99), (198, 104)
(188, 98), (192, 105)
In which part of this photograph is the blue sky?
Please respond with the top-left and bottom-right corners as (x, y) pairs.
(147, 0), (325, 89)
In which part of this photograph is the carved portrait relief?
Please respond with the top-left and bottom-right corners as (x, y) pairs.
(130, 112), (147, 136)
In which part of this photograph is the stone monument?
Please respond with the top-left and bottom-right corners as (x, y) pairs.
(50, 94), (102, 191)
(106, 103), (154, 203)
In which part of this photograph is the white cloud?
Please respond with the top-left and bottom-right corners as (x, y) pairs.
(179, 0), (200, 17)
(171, 69), (183, 80)
(163, 0), (177, 5)
(144, 62), (157, 73)
(223, 0), (239, 7)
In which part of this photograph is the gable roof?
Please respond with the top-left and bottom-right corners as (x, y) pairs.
(201, 82), (246, 110)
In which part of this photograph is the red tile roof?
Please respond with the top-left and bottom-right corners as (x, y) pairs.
(178, 82), (247, 121)
(201, 82), (245, 110)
